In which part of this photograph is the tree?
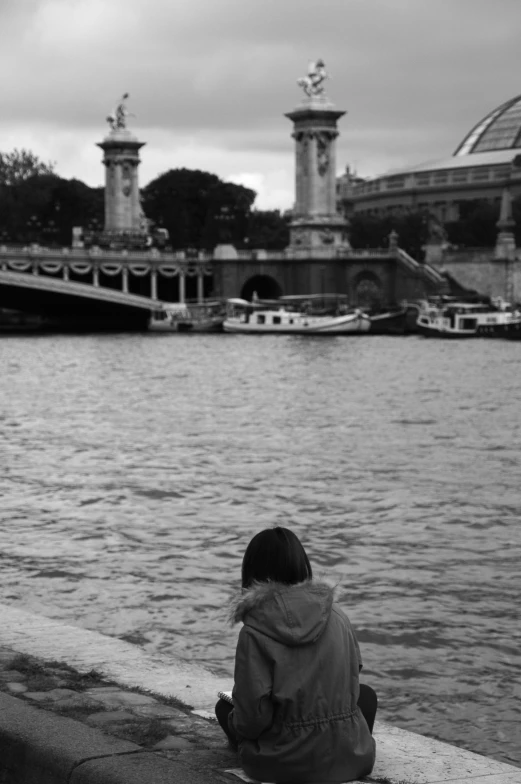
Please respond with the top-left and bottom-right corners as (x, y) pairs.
(349, 213), (392, 250)
(349, 209), (432, 259)
(141, 168), (256, 250)
(445, 200), (499, 248)
(49, 178), (104, 245)
(246, 210), (290, 250)
(0, 173), (104, 245)
(0, 148), (55, 186)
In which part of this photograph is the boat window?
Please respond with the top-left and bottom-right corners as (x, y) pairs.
(460, 318), (477, 330)
(257, 314), (266, 324)
(272, 316), (281, 325)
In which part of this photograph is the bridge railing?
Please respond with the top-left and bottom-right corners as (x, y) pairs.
(1, 242), (413, 265)
(0, 244), (183, 263)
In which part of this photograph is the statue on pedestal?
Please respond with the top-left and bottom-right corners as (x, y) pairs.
(106, 92), (133, 131)
(297, 59), (329, 97)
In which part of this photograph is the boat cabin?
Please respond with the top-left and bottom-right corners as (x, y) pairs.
(417, 298), (521, 336)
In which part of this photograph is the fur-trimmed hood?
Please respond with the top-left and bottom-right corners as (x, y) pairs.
(230, 579), (335, 647)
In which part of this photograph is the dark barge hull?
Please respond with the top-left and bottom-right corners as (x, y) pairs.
(506, 323), (521, 340)
(417, 323), (515, 338)
(368, 309), (409, 335)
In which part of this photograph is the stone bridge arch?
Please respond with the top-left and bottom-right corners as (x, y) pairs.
(240, 274), (283, 301)
(352, 271), (383, 310)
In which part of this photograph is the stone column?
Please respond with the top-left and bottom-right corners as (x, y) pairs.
(197, 270), (204, 303)
(97, 130), (146, 237)
(113, 162), (124, 230)
(286, 97), (349, 252)
(495, 183), (516, 262)
(150, 269), (158, 301)
(130, 161), (141, 228)
(308, 133), (318, 216)
(179, 271), (186, 303)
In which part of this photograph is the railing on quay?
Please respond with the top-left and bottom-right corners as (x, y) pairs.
(395, 248), (446, 284)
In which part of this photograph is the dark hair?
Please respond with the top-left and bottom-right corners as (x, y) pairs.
(241, 527), (312, 589)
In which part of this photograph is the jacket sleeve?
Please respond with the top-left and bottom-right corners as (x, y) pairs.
(230, 626), (274, 740)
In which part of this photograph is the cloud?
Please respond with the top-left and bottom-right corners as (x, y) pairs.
(1, 0), (521, 207)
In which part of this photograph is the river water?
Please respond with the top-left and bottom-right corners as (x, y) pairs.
(0, 333), (520, 767)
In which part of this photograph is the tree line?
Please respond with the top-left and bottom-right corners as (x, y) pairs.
(349, 199), (521, 257)
(1, 148), (521, 255)
(0, 149), (290, 251)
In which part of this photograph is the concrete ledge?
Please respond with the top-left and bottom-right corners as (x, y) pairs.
(0, 691), (139, 783)
(1, 603), (520, 784)
(0, 692), (223, 784)
(70, 753), (223, 784)
(0, 603), (229, 710)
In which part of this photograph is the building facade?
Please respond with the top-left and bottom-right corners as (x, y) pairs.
(338, 94), (521, 223)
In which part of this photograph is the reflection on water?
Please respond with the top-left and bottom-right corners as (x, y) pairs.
(0, 333), (520, 767)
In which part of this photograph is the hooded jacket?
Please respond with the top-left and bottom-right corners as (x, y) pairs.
(229, 580), (375, 783)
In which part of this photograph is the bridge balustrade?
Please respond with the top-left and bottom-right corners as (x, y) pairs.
(0, 245), (213, 305)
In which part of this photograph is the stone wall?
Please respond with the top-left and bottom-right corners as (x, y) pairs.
(431, 249), (521, 302)
(212, 255), (442, 306)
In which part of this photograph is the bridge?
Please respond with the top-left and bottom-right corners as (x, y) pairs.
(0, 242), (447, 329)
(213, 244), (447, 304)
(0, 245), (213, 329)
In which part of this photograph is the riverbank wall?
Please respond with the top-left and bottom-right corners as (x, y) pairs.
(429, 248), (521, 302)
(0, 603), (520, 784)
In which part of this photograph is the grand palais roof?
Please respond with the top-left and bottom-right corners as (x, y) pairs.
(454, 94), (521, 156)
(375, 95), (521, 180)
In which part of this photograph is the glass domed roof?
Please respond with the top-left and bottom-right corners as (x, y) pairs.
(454, 95), (521, 156)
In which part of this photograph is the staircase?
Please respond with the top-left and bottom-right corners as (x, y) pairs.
(395, 248), (450, 294)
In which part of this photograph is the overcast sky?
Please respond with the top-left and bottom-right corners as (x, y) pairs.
(1, 0), (520, 209)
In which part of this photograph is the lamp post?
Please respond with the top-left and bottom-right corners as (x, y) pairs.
(42, 219), (58, 247)
(27, 215), (42, 244)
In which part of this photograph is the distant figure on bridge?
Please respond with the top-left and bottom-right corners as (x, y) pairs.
(106, 93), (133, 131)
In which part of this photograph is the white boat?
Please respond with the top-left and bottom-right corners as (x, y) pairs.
(223, 295), (371, 335)
(416, 297), (521, 338)
(149, 301), (225, 333)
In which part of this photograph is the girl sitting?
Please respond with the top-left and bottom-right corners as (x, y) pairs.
(216, 526), (376, 783)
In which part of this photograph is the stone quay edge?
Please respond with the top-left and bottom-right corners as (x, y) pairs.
(0, 603), (519, 784)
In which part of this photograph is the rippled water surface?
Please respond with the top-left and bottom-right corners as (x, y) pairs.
(1, 333), (520, 767)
